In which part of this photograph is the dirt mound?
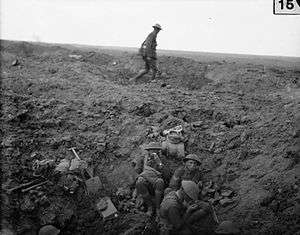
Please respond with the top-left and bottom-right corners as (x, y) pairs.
(1, 40), (300, 234)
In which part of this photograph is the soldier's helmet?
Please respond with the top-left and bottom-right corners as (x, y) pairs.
(153, 24), (162, 30)
(38, 225), (60, 235)
(181, 180), (199, 201)
(184, 153), (203, 165)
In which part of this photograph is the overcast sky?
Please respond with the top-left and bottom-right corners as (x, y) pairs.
(1, 0), (300, 57)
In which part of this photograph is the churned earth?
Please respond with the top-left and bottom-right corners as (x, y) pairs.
(1, 40), (300, 234)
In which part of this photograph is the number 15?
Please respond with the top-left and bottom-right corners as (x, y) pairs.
(279, 0), (295, 9)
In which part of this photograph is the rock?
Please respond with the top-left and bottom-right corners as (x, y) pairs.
(20, 195), (35, 212)
(219, 198), (234, 207)
(166, 85), (172, 89)
(214, 148), (223, 154)
(227, 139), (241, 149)
(214, 191), (221, 200)
(207, 188), (216, 193)
(68, 54), (82, 59)
(209, 142), (215, 152)
(48, 67), (58, 74)
(240, 131), (248, 142)
(221, 189), (233, 197)
(191, 121), (203, 128)
(114, 147), (131, 158)
(249, 148), (263, 156)
(11, 59), (19, 66)
(96, 142), (106, 152)
(208, 198), (219, 205)
(161, 72), (167, 77)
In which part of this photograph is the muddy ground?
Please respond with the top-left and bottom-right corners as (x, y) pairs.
(1, 40), (300, 234)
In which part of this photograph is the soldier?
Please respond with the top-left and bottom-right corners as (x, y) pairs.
(130, 24), (162, 82)
(159, 180), (199, 235)
(134, 142), (165, 216)
(165, 154), (203, 195)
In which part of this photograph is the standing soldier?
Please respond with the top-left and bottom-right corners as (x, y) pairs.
(130, 24), (162, 82)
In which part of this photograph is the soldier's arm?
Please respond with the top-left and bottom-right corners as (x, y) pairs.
(168, 167), (184, 190)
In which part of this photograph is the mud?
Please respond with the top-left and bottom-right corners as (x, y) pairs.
(1, 40), (300, 234)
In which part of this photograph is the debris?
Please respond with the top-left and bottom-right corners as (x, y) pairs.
(11, 59), (19, 66)
(96, 198), (108, 211)
(85, 176), (102, 194)
(69, 158), (88, 171)
(162, 125), (183, 136)
(221, 189), (233, 197)
(191, 121), (204, 128)
(55, 159), (70, 173)
(33, 159), (55, 176)
(58, 174), (80, 194)
(48, 67), (58, 74)
(116, 187), (132, 200)
(96, 197), (118, 218)
(68, 147), (101, 194)
(219, 198), (234, 207)
(20, 195), (35, 212)
(21, 181), (50, 193)
(68, 54), (82, 59)
(6, 179), (41, 194)
(209, 142), (215, 152)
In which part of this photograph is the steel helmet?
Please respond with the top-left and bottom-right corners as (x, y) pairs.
(38, 225), (60, 235)
(153, 24), (162, 30)
(184, 154), (202, 165)
(181, 180), (199, 201)
(144, 142), (162, 150)
(215, 221), (240, 234)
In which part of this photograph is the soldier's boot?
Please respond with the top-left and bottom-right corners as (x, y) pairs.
(151, 69), (157, 80)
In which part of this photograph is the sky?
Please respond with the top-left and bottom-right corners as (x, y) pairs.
(1, 0), (300, 57)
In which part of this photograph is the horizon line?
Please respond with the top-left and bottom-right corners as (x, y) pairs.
(1, 38), (300, 59)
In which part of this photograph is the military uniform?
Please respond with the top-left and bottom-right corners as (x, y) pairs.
(131, 24), (161, 82)
(139, 31), (158, 78)
(165, 166), (202, 195)
(159, 191), (191, 235)
(185, 201), (218, 235)
(134, 143), (166, 215)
